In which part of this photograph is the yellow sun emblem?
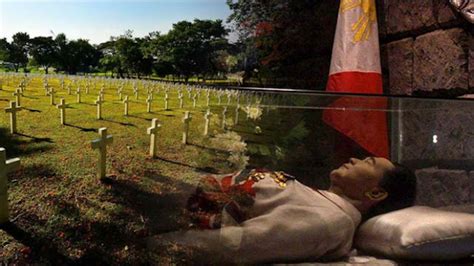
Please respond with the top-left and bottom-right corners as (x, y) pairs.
(340, 0), (377, 43)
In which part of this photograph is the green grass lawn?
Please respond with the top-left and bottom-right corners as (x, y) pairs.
(0, 75), (256, 264)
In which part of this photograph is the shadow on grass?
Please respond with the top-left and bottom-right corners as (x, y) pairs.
(23, 108), (41, 113)
(127, 114), (153, 122)
(23, 96), (39, 100)
(102, 175), (195, 234)
(16, 133), (54, 144)
(187, 142), (230, 155)
(65, 124), (96, 133)
(103, 119), (136, 127)
(0, 221), (74, 264)
(154, 156), (219, 174)
(0, 128), (54, 158)
(13, 163), (58, 181)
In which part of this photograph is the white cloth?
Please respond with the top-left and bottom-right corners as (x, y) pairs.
(150, 178), (361, 264)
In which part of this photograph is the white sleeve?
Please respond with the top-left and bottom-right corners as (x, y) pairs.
(149, 204), (355, 263)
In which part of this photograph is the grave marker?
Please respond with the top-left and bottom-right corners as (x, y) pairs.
(235, 104), (240, 125)
(76, 87), (81, 103)
(57, 98), (68, 125)
(178, 93), (184, 109)
(222, 106), (227, 129)
(48, 88), (56, 105)
(147, 118), (161, 158)
(0, 148), (20, 224)
(164, 93), (169, 110)
(204, 109), (211, 136)
(95, 96), (104, 120)
(182, 111), (192, 144)
(13, 89), (22, 107)
(146, 96), (152, 113)
(91, 128), (113, 179)
(123, 96), (130, 116)
(5, 101), (22, 134)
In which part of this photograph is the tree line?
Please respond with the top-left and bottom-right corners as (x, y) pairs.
(1, 1), (338, 89)
(0, 19), (236, 82)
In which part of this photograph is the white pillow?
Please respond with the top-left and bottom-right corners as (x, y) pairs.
(354, 206), (474, 260)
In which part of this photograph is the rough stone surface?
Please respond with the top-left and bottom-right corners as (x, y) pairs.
(415, 168), (472, 207)
(433, 0), (459, 25)
(387, 38), (414, 95)
(400, 100), (474, 162)
(413, 28), (469, 92)
(385, 0), (436, 35)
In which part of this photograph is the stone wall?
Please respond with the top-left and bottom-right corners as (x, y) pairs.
(378, 0), (474, 96)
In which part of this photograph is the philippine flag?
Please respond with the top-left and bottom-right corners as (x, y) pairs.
(323, 0), (389, 158)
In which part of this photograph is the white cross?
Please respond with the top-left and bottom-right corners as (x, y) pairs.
(134, 88), (139, 100)
(204, 109), (212, 136)
(18, 82), (26, 93)
(235, 104), (240, 125)
(118, 88), (123, 101)
(178, 93), (184, 109)
(206, 91), (210, 106)
(91, 128), (113, 179)
(182, 111), (192, 144)
(13, 89), (23, 107)
(146, 96), (152, 113)
(5, 101), (22, 134)
(67, 84), (72, 95)
(192, 94), (197, 108)
(164, 93), (169, 110)
(57, 98), (68, 125)
(123, 96), (129, 116)
(147, 118), (161, 158)
(222, 106), (228, 129)
(0, 148), (20, 224)
(48, 88), (56, 105)
(76, 87), (81, 103)
(95, 96), (105, 120)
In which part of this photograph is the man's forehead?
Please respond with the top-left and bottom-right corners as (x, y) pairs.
(374, 157), (395, 170)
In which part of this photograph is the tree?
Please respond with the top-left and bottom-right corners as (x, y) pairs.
(66, 39), (100, 74)
(29, 36), (57, 74)
(227, 0), (339, 89)
(54, 33), (70, 73)
(9, 32), (30, 72)
(0, 38), (10, 62)
(151, 19), (229, 82)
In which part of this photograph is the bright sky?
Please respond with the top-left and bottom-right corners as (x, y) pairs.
(0, 0), (233, 44)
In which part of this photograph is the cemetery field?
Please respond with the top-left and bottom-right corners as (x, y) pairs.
(0, 75), (255, 264)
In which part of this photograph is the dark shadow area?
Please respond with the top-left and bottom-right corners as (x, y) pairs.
(153, 156), (219, 174)
(13, 163), (58, 181)
(188, 142), (229, 155)
(127, 114), (153, 121)
(23, 108), (41, 113)
(0, 128), (54, 158)
(101, 174), (195, 234)
(65, 124), (96, 132)
(16, 133), (54, 144)
(102, 119), (136, 127)
(0, 220), (74, 264)
(23, 96), (39, 99)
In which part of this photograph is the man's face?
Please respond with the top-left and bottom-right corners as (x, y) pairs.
(329, 157), (395, 200)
